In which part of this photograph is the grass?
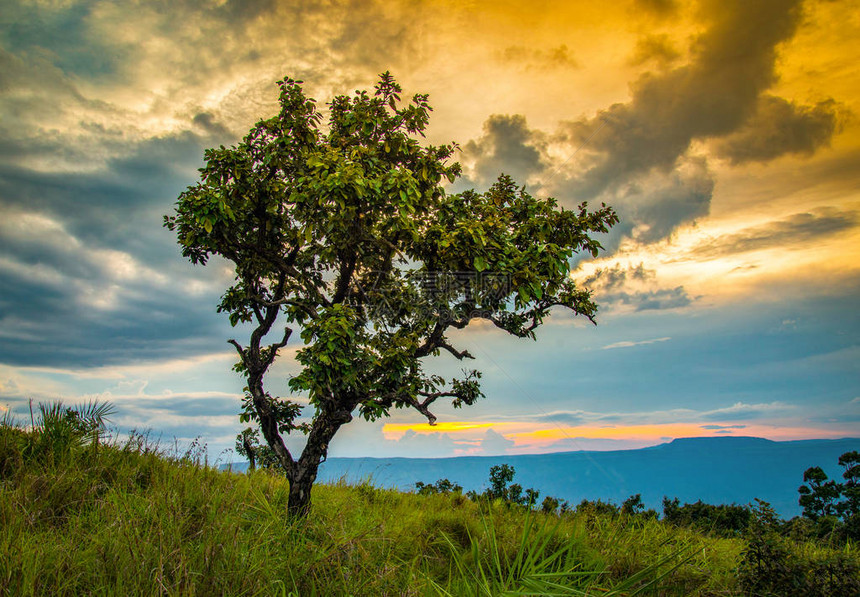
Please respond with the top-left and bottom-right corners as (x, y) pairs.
(0, 407), (855, 596)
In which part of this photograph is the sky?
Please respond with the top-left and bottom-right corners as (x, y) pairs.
(1, 0), (858, 462)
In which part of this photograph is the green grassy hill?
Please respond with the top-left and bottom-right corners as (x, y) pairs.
(1, 408), (856, 596)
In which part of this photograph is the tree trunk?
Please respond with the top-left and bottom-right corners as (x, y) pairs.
(286, 404), (353, 517)
(287, 464), (316, 518)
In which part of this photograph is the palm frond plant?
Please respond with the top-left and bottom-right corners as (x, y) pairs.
(23, 400), (116, 463)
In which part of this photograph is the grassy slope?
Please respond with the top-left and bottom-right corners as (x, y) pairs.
(1, 427), (749, 597)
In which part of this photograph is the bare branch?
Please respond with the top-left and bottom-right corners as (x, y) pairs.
(228, 339), (245, 357)
(272, 326), (293, 350)
(439, 340), (474, 360)
(404, 395), (438, 425)
(261, 327), (293, 369)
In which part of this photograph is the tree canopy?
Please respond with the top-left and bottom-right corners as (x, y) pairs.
(164, 72), (617, 516)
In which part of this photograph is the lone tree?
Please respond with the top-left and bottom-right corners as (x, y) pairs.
(165, 73), (617, 516)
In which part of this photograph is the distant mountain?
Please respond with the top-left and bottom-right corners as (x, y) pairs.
(224, 436), (859, 517)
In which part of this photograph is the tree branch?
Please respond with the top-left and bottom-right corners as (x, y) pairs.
(439, 340), (473, 360)
(228, 339), (245, 359)
(331, 252), (357, 304)
(250, 295), (320, 320)
(404, 395), (439, 425)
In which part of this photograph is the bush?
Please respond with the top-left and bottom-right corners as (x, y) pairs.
(662, 496), (751, 537)
(738, 499), (860, 596)
(415, 478), (463, 496)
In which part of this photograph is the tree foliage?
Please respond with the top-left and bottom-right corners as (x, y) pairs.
(165, 72), (617, 515)
(797, 450), (860, 541)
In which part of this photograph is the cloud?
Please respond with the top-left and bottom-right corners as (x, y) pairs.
(602, 337), (671, 350)
(584, 263), (652, 291)
(377, 428), (461, 458)
(714, 96), (843, 164)
(512, 0), (841, 253)
(191, 112), (233, 140)
(700, 401), (794, 422)
(620, 157), (714, 245)
(581, 263), (694, 311)
(451, 0), (845, 259)
(628, 34), (682, 67)
(530, 411), (588, 425)
(512, 399), (805, 429)
(0, 203), (228, 367)
(691, 208), (858, 259)
(463, 114), (548, 187)
(632, 288), (693, 311)
(559, 0), (808, 194)
(480, 428), (515, 455)
(632, 0), (679, 18)
(498, 44), (579, 70)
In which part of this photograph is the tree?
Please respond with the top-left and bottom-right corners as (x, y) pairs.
(798, 465), (841, 521)
(164, 72), (617, 517)
(414, 478), (462, 496)
(621, 493), (645, 516)
(837, 451), (860, 516)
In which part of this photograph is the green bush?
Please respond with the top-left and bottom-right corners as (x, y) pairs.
(738, 499), (860, 597)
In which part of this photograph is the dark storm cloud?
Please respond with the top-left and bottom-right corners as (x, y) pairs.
(461, 1), (842, 252)
(464, 114), (548, 186)
(691, 209), (858, 259)
(714, 95), (843, 164)
(0, 131), (208, 257)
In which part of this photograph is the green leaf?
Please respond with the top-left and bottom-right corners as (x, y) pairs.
(474, 255), (487, 272)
